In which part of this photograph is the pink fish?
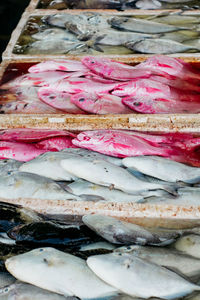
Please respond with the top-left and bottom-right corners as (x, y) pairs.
(82, 56), (152, 81)
(48, 77), (119, 94)
(36, 136), (77, 151)
(113, 78), (200, 102)
(0, 72), (72, 89)
(173, 137), (200, 152)
(122, 96), (200, 114)
(150, 75), (200, 93)
(0, 141), (46, 161)
(137, 55), (200, 82)
(72, 130), (173, 158)
(0, 129), (75, 142)
(28, 60), (89, 73)
(38, 87), (85, 114)
(71, 92), (132, 114)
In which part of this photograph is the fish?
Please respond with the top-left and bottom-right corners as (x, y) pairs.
(160, 31), (199, 43)
(0, 159), (22, 176)
(0, 141), (46, 162)
(46, 14), (83, 29)
(38, 87), (86, 114)
(61, 157), (177, 195)
(35, 137), (77, 151)
(8, 221), (100, 248)
(0, 71), (71, 90)
(5, 247), (118, 298)
(0, 172), (81, 200)
(135, 0), (162, 9)
(154, 15), (200, 25)
(32, 28), (78, 42)
(82, 56), (152, 81)
(45, 77), (119, 94)
(82, 214), (180, 246)
(87, 252), (200, 299)
(47, 0), (68, 9)
(122, 156), (200, 183)
(125, 39), (198, 54)
(66, 179), (145, 203)
(72, 130), (173, 158)
(27, 40), (89, 55)
(29, 60), (89, 73)
(63, 0), (129, 9)
(80, 241), (116, 252)
(174, 235), (200, 259)
(108, 16), (188, 34)
(0, 282), (70, 300)
(115, 245), (200, 279)
(122, 95), (200, 113)
(0, 129), (75, 142)
(70, 92), (131, 114)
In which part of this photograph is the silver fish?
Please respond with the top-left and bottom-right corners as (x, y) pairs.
(174, 235), (200, 259)
(87, 252), (200, 299)
(46, 14), (83, 29)
(154, 15), (199, 25)
(125, 38), (197, 54)
(0, 172), (80, 201)
(32, 28), (78, 42)
(115, 245), (200, 279)
(122, 156), (200, 183)
(0, 159), (22, 176)
(80, 241), (116, 252)
(0, 272), (15, 289)
(5, 248), (118, 298)
(82, 214), (179, 245)
(135, 0), (162, 9)
(66, 179), (145, 203)
(160, 31), (199, 43)
(0, 282), (74, 299)
(109, 16), (187, 34)
(60, 157), (176, 195)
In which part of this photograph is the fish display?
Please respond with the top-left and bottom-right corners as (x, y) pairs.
(2, 56), (200, 115)
(38, 0), (200, 10)
(13, 12), (200, 55)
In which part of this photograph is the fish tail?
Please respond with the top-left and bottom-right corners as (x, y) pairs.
(85, 35), (106, 53)
(163, 184), (178, 196)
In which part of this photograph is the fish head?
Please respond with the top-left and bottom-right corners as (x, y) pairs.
(122, 97), (156, 113)
(81, 56), (110, 75)
(71, 92), (100, 112)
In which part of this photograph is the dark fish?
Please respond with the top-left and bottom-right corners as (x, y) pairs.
(8, 221), (102, 249)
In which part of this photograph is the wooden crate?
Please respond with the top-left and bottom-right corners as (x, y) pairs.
(2, 58), (200, 131)
(3, 10), (200, 63)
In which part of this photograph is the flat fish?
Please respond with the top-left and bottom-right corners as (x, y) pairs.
(0, 172), (80, 201)
(109, 16), (187, 34)
(5, 247), (118, 298)
(32, 28), (78, 41)
(136, 0), (162, 9)
(66, 179), (145, 203)
(122, 156), (200, 183)
(0, 272), (15, 289)
(87, 252), (200, 299)
(174, 235), (200, 259)
(35, 136), (77, 151)
(46, 14), (82, 29)
(83, 214), (179, 245)
(29, 60), (89, 73)
(0, 282), (70, 300)
(0, 159), (22, 176)
(71, 92), (131, 114)
(126, 39), (197, 54)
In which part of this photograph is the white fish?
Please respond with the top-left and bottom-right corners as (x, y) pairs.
(87, 252), (200, 299)
(122, 156), (200, 183)
(174, 235), (200, 259)
(0, 159), (22, 176)
(115, 245), (200, 279)
(0, 282), (72, 299)
(80, 242), (116, 252)
(66, 180), (145, 203)
(0, 172), (80, 200)
(5, 248), (118, 298)
(0, 272), (15, 289)
(61, 157), (176, 194)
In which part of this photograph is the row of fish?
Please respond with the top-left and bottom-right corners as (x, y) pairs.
(38, 0), (200, 10)
(2, 213), (200, 299)
(2, 55), (200, 114)
(1, 129), (200, 204)
(14, 12), (200, 55)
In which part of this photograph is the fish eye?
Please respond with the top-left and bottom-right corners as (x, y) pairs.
(79, 98), (85, 102)
(91, 61), (95, 64)
(133, 102), (142, 107)
(39, 248), (44, 252)
(7, 171), (12, 175)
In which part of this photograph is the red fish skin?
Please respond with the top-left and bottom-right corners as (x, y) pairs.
(122, 96), (200, 114)
(36, 136), (78, 151)
(173, 138), (200, 152)
(82, 56), (152, 81)
(0, 129), (76, 142)
(28, 60), (89, 73)
(38, 87), (86, 114)
(72, 130), (173, 158)
(70, 92), (132, 114)
(0, 141), (46, 161)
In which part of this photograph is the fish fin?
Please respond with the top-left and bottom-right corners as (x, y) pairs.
(163, 185), (178, 196)
(162, 266), (193, 282)
(93, 44), (104, 53)
(85, 37), (105, 53)
(79, 194), (106, 201)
